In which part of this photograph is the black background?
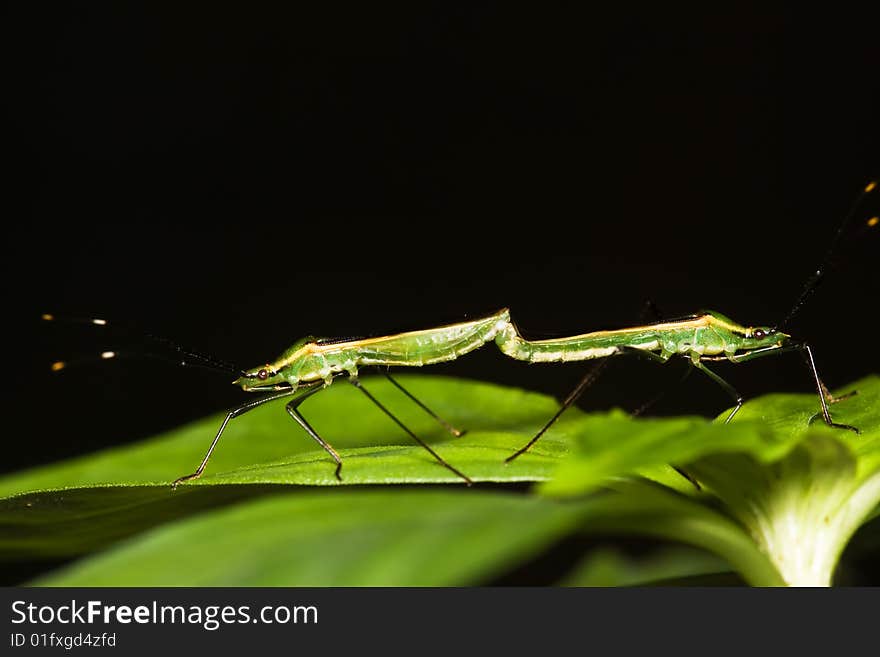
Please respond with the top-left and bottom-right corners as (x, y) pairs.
(8, 4), (879, 475)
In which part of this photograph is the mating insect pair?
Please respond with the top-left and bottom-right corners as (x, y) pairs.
(47, 180), (877, 487)
(42, 305), (847, 487)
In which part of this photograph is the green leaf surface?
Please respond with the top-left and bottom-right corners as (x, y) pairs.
(3, 374), (878, 586)
(576, 479), (786, 586)
(691, 435), (880, 586)
(0, 376), (574, 565)
(30, 490), (588, 586)
(0, 485), (284, 560)
(28, 481), (777, 587)
(559, 546), (732, 587)
(542, 375), (879, 497)
(0, 377), (569, 497)
(686, 377), (880, 586)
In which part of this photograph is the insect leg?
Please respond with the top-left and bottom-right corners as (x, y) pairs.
(625, 299), (691, 414)
(632, 360), (693, 416)
(627, 359), (700, 490)
(609, 347), (701, 490)
(284, 383), (346, 481)
(172, 386), (301, 488)
(724, 344), (859, 433)
(617, 344), (685, 411)
(691, 360), (744, 424)
(349, 378), (472, 485)
(382, 370), (466, 437)
(506, 357), (614, 463)
(505, 303), (678, 463)
(798, 344), (860, 433)
(817, 379), (858, 405)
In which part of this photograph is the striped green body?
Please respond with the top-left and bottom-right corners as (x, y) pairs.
(236, 308), (511, 390)
(236, 308), (787, 390)
(496, 311), (787, 364)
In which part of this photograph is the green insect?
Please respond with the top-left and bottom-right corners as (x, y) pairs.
(47, 309), (512, 486)
(495, 180), (878, 462)
(172, 308), (512, 486)
(496, 310), (855, 463)
(45, 181), (875, 488)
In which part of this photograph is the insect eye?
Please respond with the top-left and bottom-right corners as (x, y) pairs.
(257, 369), (269, 381)
(753, 329), (765, 339)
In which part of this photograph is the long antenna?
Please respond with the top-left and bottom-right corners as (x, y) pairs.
(776, 179), (877, 330)
(42, 313), (243, 375)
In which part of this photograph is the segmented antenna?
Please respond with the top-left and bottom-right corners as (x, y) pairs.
(42, 314), (243, 375)
(777, 179), (878, 330)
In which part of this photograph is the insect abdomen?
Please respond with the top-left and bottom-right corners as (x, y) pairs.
(354, 309), (511, 367)
(496, 323), (659, 363)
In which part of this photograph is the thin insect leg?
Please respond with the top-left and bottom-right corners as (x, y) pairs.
(704, 345), (792, 363)
(172, 386), (301, 488)
(506, 358), (613, 463)
(632, 306), (701, 490)
(349, 378), (473, 485)
(622, 349), (701, 491)
(671, 466), (702, 491)
(514, 300), (665, 439)
(382, 370), (466, 437)
(632, 361), (693, 417)
(284, 384), (347, 481)
(724, 344), (859, 433)
(503, 293), (670, 464)
(616, 344), (684, 414)
(818, 378), (858, 405)
(505, 304), (674, 463)
(799, 344), (860, 433)
(616, 345), (683, 414)
(691, 360), (744, 424)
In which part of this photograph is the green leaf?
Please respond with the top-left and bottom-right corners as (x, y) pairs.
(691, 434), (880, 586)
(539, 413), (780, 497)
(3, 374), (878, 587)
(0, 376), (569, 497)
(549, 375), (880, 586)
(685, 376), (880, 586)
(30, 490), (588, 586)
(576, 479), (786, 586)
(0, 485), (282, 560)
(558, 546), (732, 587)
(0, 376), (577, 567)
(541, 375), (879, 498)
